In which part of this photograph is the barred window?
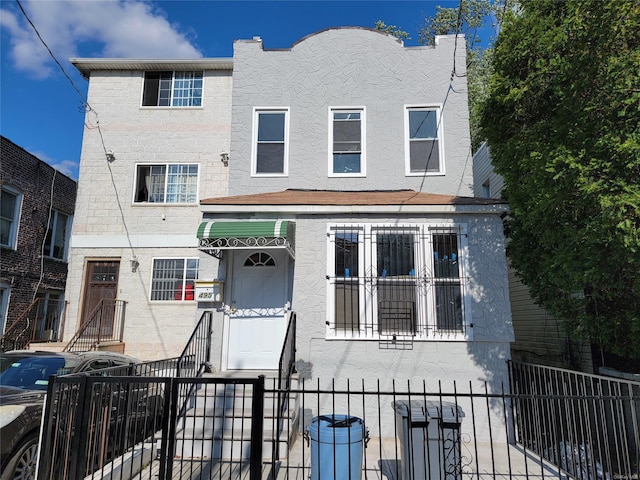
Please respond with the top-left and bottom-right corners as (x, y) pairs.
(151, 258), (199, 301)
(328, 224), (468, 339)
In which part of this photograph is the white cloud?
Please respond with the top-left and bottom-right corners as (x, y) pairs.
(28, 149), (79, 179)
(0, 0), (202, 78)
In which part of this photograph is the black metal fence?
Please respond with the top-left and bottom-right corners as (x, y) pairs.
(509, 360), (640, 480)
(36, 365), (639, 480)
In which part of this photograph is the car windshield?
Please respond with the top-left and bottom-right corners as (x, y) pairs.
(0, 354), (79, 391)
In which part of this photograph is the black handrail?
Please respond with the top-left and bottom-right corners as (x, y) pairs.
(64, 299), (126, 352)
(274, 310), (296, 460)
(176, 310), (213, 377)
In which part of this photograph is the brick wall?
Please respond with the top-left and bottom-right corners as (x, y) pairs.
(1, 135), (77, 332)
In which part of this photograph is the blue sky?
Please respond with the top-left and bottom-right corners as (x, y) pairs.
(0, 0), (466, 180)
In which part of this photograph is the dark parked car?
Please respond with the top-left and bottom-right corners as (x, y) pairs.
(0, 350), (142, 480)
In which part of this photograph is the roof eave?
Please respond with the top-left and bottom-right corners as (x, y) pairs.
(69, 58), (233, 78)
(199, 203), (509, 215)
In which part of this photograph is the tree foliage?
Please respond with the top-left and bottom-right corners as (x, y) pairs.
(480, 0), (640, 359)
(374, 20), (411, 42)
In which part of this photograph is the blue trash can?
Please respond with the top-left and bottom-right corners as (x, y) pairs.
(307, 414), (367, 480)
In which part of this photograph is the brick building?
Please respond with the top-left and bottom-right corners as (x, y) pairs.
(1, 135), (77, 349)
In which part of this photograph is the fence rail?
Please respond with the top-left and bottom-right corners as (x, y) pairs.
(509, 360), (640, 480)
(37, 366), (639, 480)
(64, 299), (127, 352)
(0, 297), (66, 351)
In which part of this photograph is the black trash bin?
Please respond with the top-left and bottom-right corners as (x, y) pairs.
(392, 400), (465, 480)
(307, 414), (367, 480)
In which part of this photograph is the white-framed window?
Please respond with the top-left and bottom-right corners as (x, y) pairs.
(329, 107), (365, 176)
(0, 283), (10, 334)
(150, 258), (199, 301)
(44, 209), (71, 260)
(405, 105), (445, 175)
(327, 223), (469, 340)
(252, 108), (289, 176)
(134, 164), (199, 204)
(1, 186), (22, 249)
(142, 71), (203, 107)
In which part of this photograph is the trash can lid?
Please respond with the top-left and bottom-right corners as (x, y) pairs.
(392, 400), (464, 423)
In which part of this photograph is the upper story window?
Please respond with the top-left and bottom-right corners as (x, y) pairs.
(252, 109), (289, 176)
(151, 258), (198, 301)
(330, 108), (365, 176)
(405, 106), (444, 176)
(134, 164), (198, 204)
(44, 210), (71, 260)
(142, 71), (203, 107)
(1, 186), (22, 249)
(327, 223), (469, 340)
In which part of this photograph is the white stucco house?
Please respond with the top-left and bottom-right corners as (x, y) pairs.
(196, 28), (513, 389)
(64, 27), (512, 390)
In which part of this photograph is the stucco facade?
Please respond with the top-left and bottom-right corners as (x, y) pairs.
(196, 28), (513, 401)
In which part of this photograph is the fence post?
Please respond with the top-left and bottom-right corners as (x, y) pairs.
(250, 375), (265, 480)
(68, 374), (91, 479)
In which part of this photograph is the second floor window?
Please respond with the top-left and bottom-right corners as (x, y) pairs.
(1, 187), (22, 249)
(253, 109), (288, 175)
(330, 108), (365, 176)
(142, 71), (203, 107)
(406, 106), (444, 175)
(134, 164), (198, 204)
(44, 210), (70, 260)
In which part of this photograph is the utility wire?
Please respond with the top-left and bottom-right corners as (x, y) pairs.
(15, 0), (88, 107)
(15, 0), (138, 262)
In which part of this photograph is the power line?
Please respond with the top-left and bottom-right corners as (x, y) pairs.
(15, 0), (138, 262)
(15, 0), (88, 108)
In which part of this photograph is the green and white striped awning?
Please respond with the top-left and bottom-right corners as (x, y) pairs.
(197, 220), (295, 257)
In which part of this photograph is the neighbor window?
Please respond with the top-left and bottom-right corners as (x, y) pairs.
(1, 187), (22, 249)
(44, 210), (71, 260)
(253, 109), (289, 175)
(330, 108), (365, 176)
(142, 71), (203, 107)
(134, 164), (198, 203)
(151, 258), (199, 301)
(405, 106), (444, 175)
(328, 224), (467, 339)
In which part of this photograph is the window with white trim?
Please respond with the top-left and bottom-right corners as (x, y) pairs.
(330, 108), (365, 176)
(142, 71), (203, 107)
(1, 186), (22, 249)
(405, 106), (444, 175)
(0, 283), (10, 334)
(134, 164), (198, 204)
(253, 109), (289, 175)
(44, 209), (71, 260)
(328, 224), (468, 339)
(151, 258), (199, 301)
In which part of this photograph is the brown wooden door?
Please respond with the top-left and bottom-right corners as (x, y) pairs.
(82, 261), (120, 337)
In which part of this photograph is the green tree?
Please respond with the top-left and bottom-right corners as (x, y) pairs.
(480, 0), (640, 359)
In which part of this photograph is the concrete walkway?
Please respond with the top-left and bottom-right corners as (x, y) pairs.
(133, 435), (566, 480)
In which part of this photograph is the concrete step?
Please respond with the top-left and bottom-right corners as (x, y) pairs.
(174, 373), (301, 461)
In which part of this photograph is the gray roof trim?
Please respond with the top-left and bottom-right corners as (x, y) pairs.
(70, 58), (233, 78)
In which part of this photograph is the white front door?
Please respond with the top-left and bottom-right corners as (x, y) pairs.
(227, 250), (289, 370)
